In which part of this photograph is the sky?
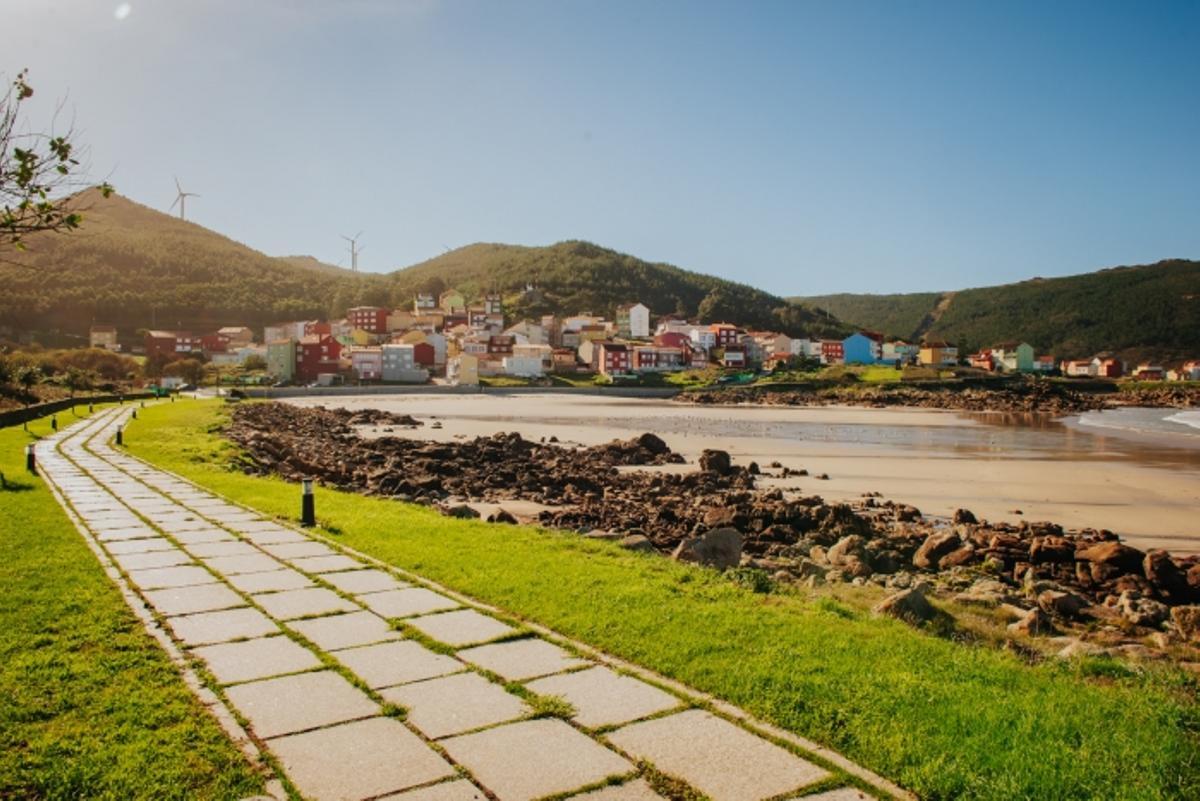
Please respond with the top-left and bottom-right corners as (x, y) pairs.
(7, 0), (1199, 295)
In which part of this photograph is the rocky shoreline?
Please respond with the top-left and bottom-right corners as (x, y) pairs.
(676, 380), (1200, 414)
(226, 402), (1200, 664)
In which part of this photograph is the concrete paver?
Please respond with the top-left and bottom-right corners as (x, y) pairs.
(290, 610), (400, 651)
(526, 666), (680, 729)
(171, 527), (237, 544)
(380, 672), (528, 738)
(252, 587), (359, 620)
(184, 541), (263, 558)
(110, 549), (193, 571)
(791, 790), (872, 801)
(224, 670), (379, 738)
(571, 779), (664, 801)
(383, 779), (487, 801)
(258, 541), (337, 560)
(458, 638), (590, 681)
(167, 606), (280, 646)
(606, 710), (829, 801)
(126, 564), (216, 590)
(332, 640), (463, 689)
(268, 717), (454, 801)
(142, 583), (246, 616)
(201, 553), (284, 576)
(237, 526), (312, 545)
(441, 718), (633, 801)
(289, 554), (364, 573)
(406, 609), (516, 647)
(322, 568), (408, 595)
(225, 568), (314, 594)
(359, 587), (460, 619)
(192, 635), (324, 685)
(103, 536), (177, 554)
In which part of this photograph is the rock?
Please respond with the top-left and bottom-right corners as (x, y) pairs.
(1055, 638), (1107, 659)
(873, 587), (936, 625)
(940, 545), (977, 568)
(1037, 589), (1086, 619)
(583, 529), (621, 540)
(826, 535), (866, 567)
(1029, 535), (1075, 564)
(1076, 541), (1145, 574)
(894, 505), (921, 522)
(634, 432), (670, 455)
(442, 504), (481, 519)
(952, 508), (977, 525)
(1143, 550), (1190, 603)
(912, 531), (962, 570)
(954, 579), (1014, 607)
(1189, 564), (1200, 593)
(698, 449), (732, 475)
(618, 534), (656, 553)
(1115, 591), (1169, 627)
(1008, 607), (1055, 636)
(1171, 605), (1200, 642)
(487, 509), (518, 524)
(671, 527), (742, 570)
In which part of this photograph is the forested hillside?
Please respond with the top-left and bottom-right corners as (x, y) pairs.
(796, 259), (1200, 361)
(0, 192), (847, 340)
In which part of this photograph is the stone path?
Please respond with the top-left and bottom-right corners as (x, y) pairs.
(34, 408), (906, 801)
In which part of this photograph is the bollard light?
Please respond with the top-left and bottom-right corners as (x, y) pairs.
(89, 403), (94, 414)
(115, 425), (123, 446)
(131, 409), (138, 420)
(26, 444), (36, 474)
(301, 478), (316, 526)
(140, 400), (145, 408)
(50, 416), (57, 432)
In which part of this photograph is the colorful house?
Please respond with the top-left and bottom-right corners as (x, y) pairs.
(349, 347), (383, 381)
(1091, 356), (1124, 378)
(1133, 363), (1165, 381)
(347, 306), (389, 335)
(266, 339), (295, 382)
(616, 303), (651, 339)
(447, 353), (479, 385)
(918, 341), (957, 367)
(89, 325), (120, 351)
(881, 340), (918, 364)
(819, 340), (844, 365)
(968, 350), (995, 371)
(381, 344), (428, 383)
(218, 326), (255, 348)
(992, 342), (1035, 372)
(597, 342), (631, 375)
(439, 289), (466, 314)
(842, 332), (881, 365)
(295, 334), (342, 381)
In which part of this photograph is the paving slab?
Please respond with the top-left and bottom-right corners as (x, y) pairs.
(142, 583), (247, 617)
(268, 716), (454, 801)
(185, 541), (263, 558)
(606, 710), (829, 801)
(458, 638), (590, 682)
(571, 779), (664, 801)
(225, 569), (315, 594)
(239, 527), (313, 545)
(167, 606), (280, 646)
(526, 667), (680, 729)
(380, 672), (528, 739)
(192, 635), (324, 685)
(172, 527), (237, 544)
(406, 609), (516, 648)
(95, 527), (160, 542)
(229, 519), (286, 532)
(103, 536), (177, 555)
(224, 670), (379, 739)
(202, 553), (284, 576)
(360, 587), (460, 619)
(289, 554), (364, 573)
(252, 587), (359, 620)
(126, 564), (216, 590)
(333, 640), (464, 689)
(157, 517), (219, 533)
(258, 541), (338, 560)
(441, 718), (633, 801)
(290, 611), (401, 651)
(111, 549), (194, 572)
(789, 790), (871, 801)
(322, 568), (408, 595)
(382, 779), (487, 801)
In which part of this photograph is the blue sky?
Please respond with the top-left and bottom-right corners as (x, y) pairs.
(8, 0), (1199, 294)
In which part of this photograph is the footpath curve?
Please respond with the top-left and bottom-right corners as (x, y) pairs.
(35, 407), (908, 801)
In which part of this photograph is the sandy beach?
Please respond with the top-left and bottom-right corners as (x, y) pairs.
(284, 393), (1200, 554)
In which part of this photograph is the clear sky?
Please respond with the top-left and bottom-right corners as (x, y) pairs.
(7, 0), (1199, 294)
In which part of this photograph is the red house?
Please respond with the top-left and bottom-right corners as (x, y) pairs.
(295, 334), (342, 381)
(347, 306), (389, 334)
(413, 342), (435, 368)
(1094, 357), (1123, 378)
(710, 323), (741, 348)
(487, 335), (515, 356)
(304, 321), (332, 337)
(654, 331), (691, 350)
(820, 340), (844, 364)
(200, 333), (230, 354)
(598, 342), (630, 375)
(145, 330), (202, 359)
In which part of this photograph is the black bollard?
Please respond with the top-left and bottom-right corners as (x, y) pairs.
(140, 400), (145, 408)
(89, 403), (94, 414)
(131, 409), (137, 420)
(50, 416), (57, 432)
(301, 478), (316, 526)
(115, 426), (123, 446)
(26, 444), (36, 474)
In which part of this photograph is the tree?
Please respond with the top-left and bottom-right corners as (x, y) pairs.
(243, 354), (267, 371)
(14, 364), (39, 392)
(2, 69), (112, 254)
(63, 365), (92, 397)
(164, 358), (204, 385)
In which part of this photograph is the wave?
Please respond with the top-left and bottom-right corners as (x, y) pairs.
(1165, 411), (1200, 431)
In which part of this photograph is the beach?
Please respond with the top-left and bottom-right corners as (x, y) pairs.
(284, 393), (1200, 554)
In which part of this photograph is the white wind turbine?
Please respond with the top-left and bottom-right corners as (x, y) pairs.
(170, 176), (199, 221)
(341, 231), (364, 272)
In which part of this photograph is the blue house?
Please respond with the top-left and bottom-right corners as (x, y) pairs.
(842, 332), (880, 365)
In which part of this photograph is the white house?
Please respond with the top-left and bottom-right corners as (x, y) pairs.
(617, 303), (651, 339)
(503, 355), (545, 377)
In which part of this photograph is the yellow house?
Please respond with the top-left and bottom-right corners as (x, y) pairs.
(918, 341), (958, 367)
(398, 330), (427, 345)
(448, 353), (479, 386)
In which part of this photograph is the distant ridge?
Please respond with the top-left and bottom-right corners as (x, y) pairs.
(795, 259), (1200, 362)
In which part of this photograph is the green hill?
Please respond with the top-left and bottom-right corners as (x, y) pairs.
(0, 192), (847, 341)
(796, 260), (1200, 362)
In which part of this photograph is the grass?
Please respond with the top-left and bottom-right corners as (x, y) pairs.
(126, 400), (1200, 800)
(0, 407), (263, 800)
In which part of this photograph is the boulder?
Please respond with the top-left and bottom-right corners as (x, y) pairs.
(940, 545), (977, 568)
(954, 579), (1014, 607)
(1076, 541), (1145, 574)
(583, 529), (621, 540)
(1115, 591), (1169, 627)
(1029, 535), (1075, 564)
(873, 587), (936, 625)
(1170, 605), (1200, 642)
(1037, 589), (1086, 619)
(952, 508), (977, 525)
(912, 531), (962, 570)
(1143, 550), (1189, 603)
(671, 527), (742, 570)
(1008, 607), (1056, 637)
(618, 534), (657, 553)
(1055, 638), (1108, 659)
(826, 535), (866, 567)
(698, 449), (732, 475)
(442, 504), (481, 519)
(487, 509), (518, 525)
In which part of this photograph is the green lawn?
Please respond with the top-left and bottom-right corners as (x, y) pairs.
(0, 408), (263, 801)
(126, 400), (1200, 801)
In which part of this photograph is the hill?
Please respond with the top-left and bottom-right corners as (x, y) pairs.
(795, 259), (1200, 362)
(0, 193), (847, 340)
(385, 241), (848, 338)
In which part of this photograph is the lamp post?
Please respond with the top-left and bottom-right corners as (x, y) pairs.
(301, 477), (316, 526)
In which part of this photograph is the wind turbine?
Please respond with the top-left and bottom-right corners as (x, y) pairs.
(169, 177), (199, 221)
(341, 231), (364, 272)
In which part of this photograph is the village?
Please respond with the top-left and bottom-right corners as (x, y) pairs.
(89, 289), (1199, 389)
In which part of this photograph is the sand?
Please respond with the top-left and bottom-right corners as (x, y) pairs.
(285, 393), (1200, 555)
